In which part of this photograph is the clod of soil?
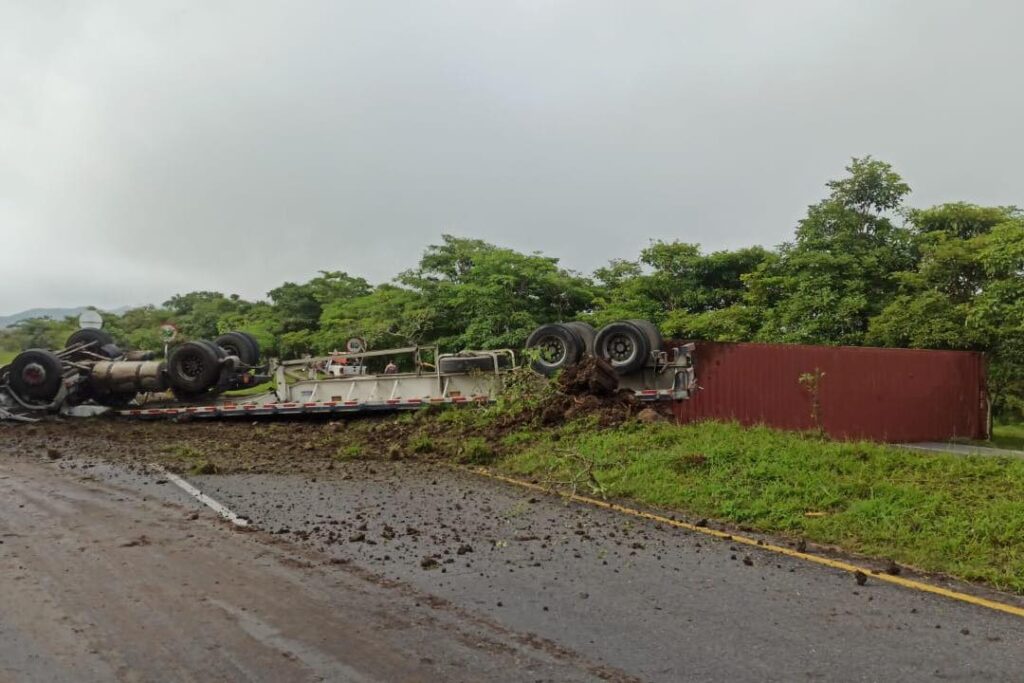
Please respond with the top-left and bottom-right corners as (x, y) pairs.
(120, 535), (151, 547)
(558, 356), (619, 397)
(854, 570), (868, 586)
(636, 408), (666, 424)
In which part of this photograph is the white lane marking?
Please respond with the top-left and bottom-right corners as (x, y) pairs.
(151, 465), (250, 527)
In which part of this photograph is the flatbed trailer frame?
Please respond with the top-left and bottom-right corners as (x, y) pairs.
(117, 345), (695, 420)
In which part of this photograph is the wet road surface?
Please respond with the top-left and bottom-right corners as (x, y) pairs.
(4, 454), (1024, 681)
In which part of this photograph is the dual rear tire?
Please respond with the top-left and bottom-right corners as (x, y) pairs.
(525, 319), (662, 376)
(214, 331), (261, 366)
(593, 319), (663, 375)
(166, 341), (223, 395)
(166, 331), (259, 396)
(65, 329), (122, 360)
(525, 322), (595, 376)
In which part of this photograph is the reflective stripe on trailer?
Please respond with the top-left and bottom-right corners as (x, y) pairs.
(109, 393), (648, 419)
(637, 390), (673, 401)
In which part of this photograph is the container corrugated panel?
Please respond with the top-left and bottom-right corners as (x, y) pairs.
(672, 342), (988, 442)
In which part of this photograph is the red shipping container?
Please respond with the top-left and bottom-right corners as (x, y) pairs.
(673, 342), (988, 442)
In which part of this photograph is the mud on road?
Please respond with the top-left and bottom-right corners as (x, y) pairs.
(4, 417), (1024, 681)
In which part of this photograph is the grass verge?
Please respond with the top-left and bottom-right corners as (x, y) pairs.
(990, 422), (1024, 451)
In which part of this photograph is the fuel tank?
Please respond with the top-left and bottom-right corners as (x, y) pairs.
(88, 361), (167, 395)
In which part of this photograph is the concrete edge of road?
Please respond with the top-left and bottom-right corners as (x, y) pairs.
(903, 442), (1024, 459)
(458, 465), (1024, 621)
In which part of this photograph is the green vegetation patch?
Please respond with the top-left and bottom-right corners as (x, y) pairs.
(990, 422), (1024, 451)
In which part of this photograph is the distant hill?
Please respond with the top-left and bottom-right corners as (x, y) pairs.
(0, 306), (136, 329)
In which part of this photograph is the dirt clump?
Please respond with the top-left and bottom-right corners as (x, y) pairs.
(557, 356), (618, 397)
(636, 408), (666, 424)
(521, 356), (643, 427)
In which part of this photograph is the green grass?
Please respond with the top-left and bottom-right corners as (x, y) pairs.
(0, 350), (16, 367)
(223, 381), (276, 398)
(990, 423), (1024, 451)
(500, 419), (1024, 592)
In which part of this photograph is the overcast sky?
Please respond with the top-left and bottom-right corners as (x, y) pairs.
(2, 1), (1022, 314)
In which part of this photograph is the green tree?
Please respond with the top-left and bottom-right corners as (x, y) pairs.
(266, 271), (372, 353)
(399, 235), (595, 349)
(164, 291), (251, 340)
(591, 241), (770, 338)
(868, 205), (1024, 418)
(747, 157), (915, 345)
(101, 306), (173, 352)
(6, 317), (77, 350)
(315, 285), (432, 352)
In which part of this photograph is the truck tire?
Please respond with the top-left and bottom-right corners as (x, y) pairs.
(563, 321), (596, 355)
(99, 343), (124, 359)
(525, 323), (583, 377)
(66, 329), (120, 359)
(237, 332), (262, 361)
(9, 349), (64, 403)
(438, 354), (510, 373)
(594, 321), (651, 375)
(167, 341), (221, 393)
(215, 331), (260, 366)
(627, 319), (663, 353)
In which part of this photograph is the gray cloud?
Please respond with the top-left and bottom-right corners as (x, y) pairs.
(2, 0), (1022, 313)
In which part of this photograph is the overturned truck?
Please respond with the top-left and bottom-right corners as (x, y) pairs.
(0, 320), (694, 422)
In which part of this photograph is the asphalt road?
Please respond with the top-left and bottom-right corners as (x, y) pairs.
(3, 454), (1024, 681)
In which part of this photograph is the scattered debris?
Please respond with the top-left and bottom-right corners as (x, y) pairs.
(120, 535), (151, 548)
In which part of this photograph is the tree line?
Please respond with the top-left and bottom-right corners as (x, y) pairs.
(3, 157), (1022, 417)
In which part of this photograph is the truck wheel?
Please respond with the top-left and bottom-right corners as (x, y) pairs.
(237, 332), (262, 361)
(627, 319), (663, 353)
(66, 329), (120, 359)
(215, 332), (260, 366)
(525, 323), (583, 377)
(594, 321), (651, 375)
(9, 349), (64, 403)
(167, 341), (221, 393)
(563, 321), (596, 355)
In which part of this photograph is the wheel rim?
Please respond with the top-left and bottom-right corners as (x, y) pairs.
(180, 353), (205, 379)
(537, 335), (566, 365)
(604, 333), (636, 364)
(21, 363), (46, 386)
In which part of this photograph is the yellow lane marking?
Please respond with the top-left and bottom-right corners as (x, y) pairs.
(464, 467), (1024, 620)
